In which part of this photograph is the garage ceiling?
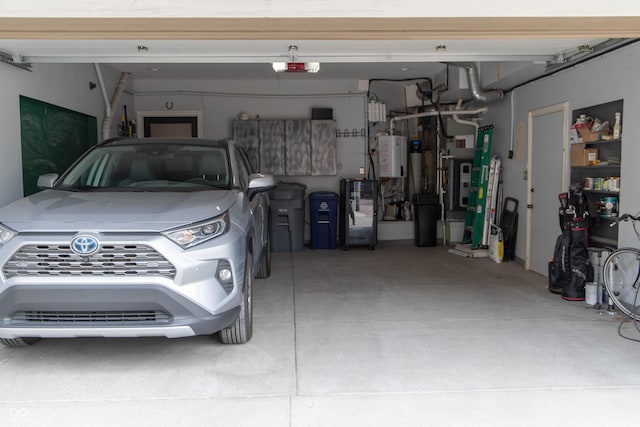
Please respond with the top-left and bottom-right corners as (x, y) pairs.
(1, 17), (639, 88)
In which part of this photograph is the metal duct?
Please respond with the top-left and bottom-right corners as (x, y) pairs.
(463, 63), (503, 103)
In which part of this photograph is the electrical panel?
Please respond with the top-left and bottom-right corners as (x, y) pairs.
(378, 135), (407, 178)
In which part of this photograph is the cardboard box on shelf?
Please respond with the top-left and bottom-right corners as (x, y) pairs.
(577, 127), (604, 142)
(570, 143), (598, 166)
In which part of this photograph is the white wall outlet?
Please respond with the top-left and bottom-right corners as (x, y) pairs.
(359, 167), (365, 175)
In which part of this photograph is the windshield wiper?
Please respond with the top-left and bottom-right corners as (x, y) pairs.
(60, 185), (99, 192)
(61, 185), (156, 192)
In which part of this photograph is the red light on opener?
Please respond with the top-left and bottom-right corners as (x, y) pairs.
(287, 62), (306, 72)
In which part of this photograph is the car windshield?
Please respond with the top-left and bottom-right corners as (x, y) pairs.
(58, 143), (231, 192)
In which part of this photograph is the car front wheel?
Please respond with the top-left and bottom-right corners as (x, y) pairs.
(256, 230), (271, 279)
(0, 337), (41, 347)
(219, 253), (253, 344)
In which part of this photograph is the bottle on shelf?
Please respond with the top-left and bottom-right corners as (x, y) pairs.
(613, 112), (622, 139)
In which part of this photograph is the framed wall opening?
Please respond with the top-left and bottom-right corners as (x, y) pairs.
(136, 110), (203, 138)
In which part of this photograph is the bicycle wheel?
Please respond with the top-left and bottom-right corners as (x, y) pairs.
(603, 248), (640, 320)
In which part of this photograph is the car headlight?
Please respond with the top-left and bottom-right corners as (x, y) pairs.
(163, 213), (229, 248)
(0, 223), (17, 247)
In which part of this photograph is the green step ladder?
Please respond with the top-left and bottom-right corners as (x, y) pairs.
(463, 125), (494, 248)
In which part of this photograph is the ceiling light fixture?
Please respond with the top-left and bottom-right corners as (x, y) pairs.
(272, 45), (320, 73)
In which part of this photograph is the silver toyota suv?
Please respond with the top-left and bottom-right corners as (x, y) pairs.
(0, 137), (275, 346)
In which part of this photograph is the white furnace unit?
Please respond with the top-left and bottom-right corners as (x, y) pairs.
(378, 135), (407, 178)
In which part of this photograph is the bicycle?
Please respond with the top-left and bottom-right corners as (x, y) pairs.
(602, 213), (640, 321)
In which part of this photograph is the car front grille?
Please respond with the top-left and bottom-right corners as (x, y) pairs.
(3, 244), (176, 279)
(11, 310), (171, 324)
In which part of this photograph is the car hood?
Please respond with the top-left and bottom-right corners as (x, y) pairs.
(0, 190), (237, 232)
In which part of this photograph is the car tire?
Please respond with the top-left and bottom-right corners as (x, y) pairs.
(0, 337), (40, 347)
(219, 253), (253, 344)
(256, 231), (271, 279)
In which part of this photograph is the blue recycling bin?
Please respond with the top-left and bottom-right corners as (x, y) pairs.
(309, 192), (339, 249)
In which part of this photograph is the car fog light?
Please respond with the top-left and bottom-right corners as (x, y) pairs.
(216, 260), (234, 294)
(218, 268), (232, 282)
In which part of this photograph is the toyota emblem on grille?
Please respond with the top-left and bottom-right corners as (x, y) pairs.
(70, 235), (99, 256)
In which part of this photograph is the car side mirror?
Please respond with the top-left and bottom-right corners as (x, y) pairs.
(247, 173), (276, 200)
(37, 173), (59, 190)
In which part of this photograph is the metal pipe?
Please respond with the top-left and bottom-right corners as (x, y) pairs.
(389, 106), (487, 133)
(452, 99), (480, 134)
(464, 63), (503, 103)
(436, 118), (446, 245)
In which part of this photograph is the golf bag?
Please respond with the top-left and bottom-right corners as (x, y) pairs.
(561, 220), (593, 301)
(548, 191), (592, 300)
(548, 230), (570, 295)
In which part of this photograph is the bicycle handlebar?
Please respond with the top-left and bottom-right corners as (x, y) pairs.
(609, 213), (640, 226)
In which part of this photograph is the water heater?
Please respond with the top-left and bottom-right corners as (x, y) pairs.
(378, 135), (407, 178)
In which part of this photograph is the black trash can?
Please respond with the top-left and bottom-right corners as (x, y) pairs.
(413, 193), (439, 247)
(269, 182), (307, 252)
(309, 191), (339, 249)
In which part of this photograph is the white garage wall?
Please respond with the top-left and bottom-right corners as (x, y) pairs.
(0, 62), (130, 208)
(485, 41), (640, 262)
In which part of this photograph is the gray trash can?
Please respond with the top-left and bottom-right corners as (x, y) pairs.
(269, 182), (307, 252)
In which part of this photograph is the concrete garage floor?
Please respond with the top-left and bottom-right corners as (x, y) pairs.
(2, 243), (640, 426)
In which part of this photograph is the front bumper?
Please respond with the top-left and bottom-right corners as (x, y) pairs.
(0, 284), (240, 339)
(0, 228), (248, 339)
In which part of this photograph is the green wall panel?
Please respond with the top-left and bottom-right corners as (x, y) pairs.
(20, 96), (98, 196)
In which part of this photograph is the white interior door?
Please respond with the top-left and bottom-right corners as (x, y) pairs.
(526, 103), (568, 274)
